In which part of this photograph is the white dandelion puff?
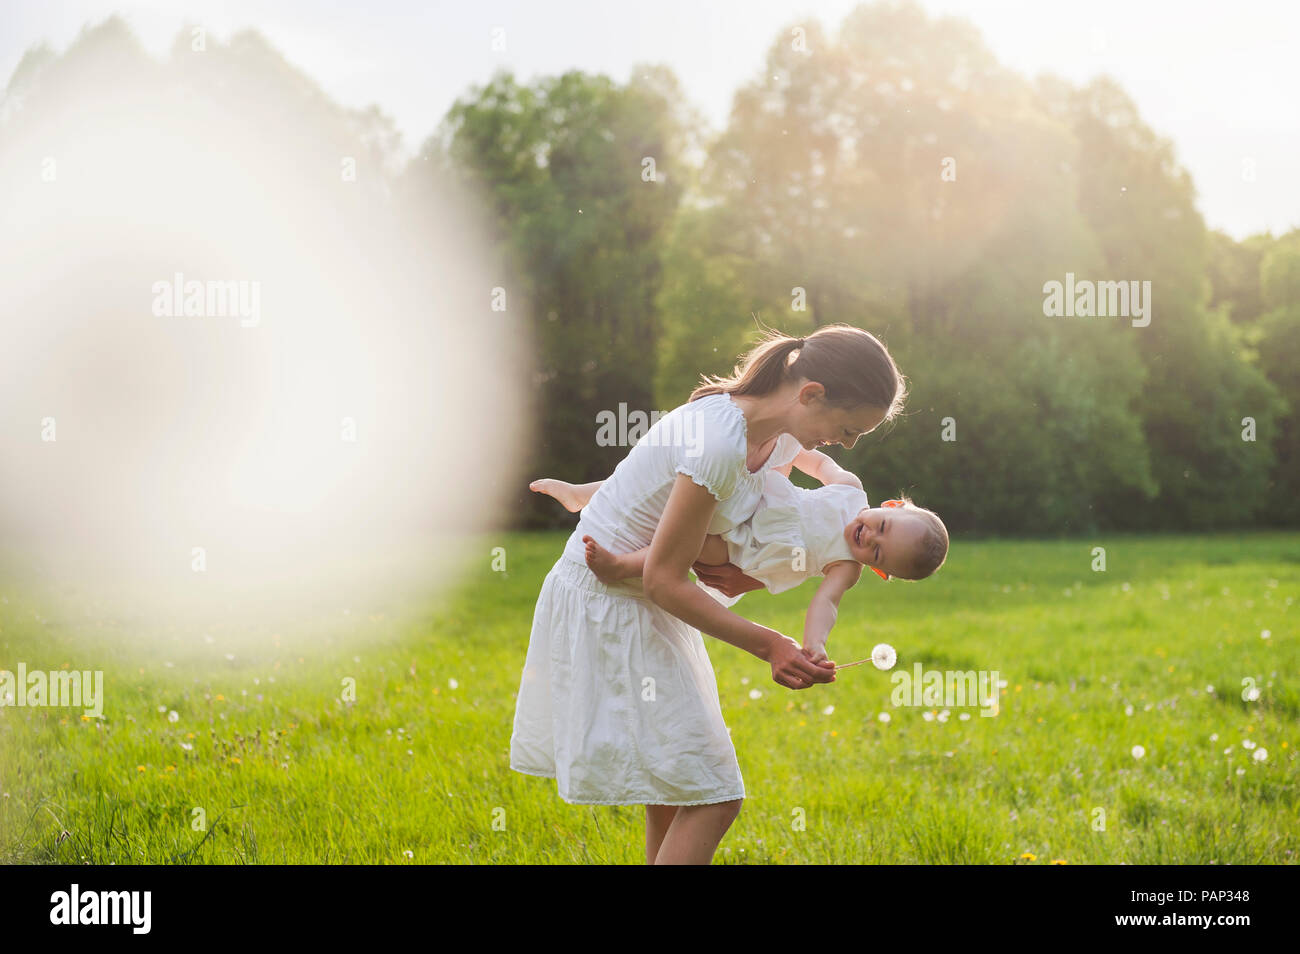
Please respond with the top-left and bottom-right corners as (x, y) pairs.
(167, 710), (179, 723)
(822, 705), (834, 715)
(749, 689), (762, 700)
(1253, 748), (1268, 762)
(448, 678), (458, 690)
(871, 643), (897, 670)
(1131, 745), (1146, 759)
(877, 712), (891, 723)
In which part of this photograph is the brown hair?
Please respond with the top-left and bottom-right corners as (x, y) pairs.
(689, 324), (907, 421)
(888, 496), (948, 581)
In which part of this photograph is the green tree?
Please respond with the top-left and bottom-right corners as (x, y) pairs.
(671, 1), (1156, 533)
(422, 69), (686, 525)
(1054, 77), (1281, 529)
(1255, 234), (1300, 524)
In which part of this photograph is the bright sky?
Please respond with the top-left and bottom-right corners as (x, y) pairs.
(4, 0), (1297, 239)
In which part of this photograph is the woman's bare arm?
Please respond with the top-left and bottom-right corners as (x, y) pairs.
(642, 474), (836, 689)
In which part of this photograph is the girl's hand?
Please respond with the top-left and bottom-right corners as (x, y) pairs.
(768, 636), (836, 690)
(802, 644), (830, 667)
(693, 561), (766, 599)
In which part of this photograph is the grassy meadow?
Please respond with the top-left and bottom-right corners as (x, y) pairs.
(1, 532), (1296, 864)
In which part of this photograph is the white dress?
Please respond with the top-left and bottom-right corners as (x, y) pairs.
(712, 471), (868, 603)
(509, 393), (802, 805)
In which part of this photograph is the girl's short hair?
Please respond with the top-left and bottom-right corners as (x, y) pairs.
(690, 324), (907, 422)
(891, 496), (948, 581)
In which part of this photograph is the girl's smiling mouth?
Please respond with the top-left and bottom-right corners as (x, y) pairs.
(854, 524), (863, 546)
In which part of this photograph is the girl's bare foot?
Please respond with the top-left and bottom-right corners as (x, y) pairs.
(529, 478), (584, 512)
(583, 535), (628, 584)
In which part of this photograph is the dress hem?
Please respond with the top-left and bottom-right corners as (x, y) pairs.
(510, 764), (744, 807)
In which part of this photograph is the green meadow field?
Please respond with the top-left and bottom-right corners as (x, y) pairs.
(1, 532), (1296, 864)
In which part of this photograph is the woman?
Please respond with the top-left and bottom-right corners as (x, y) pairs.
(510, 325), (907, 864)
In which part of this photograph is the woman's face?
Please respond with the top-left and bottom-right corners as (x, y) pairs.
(791, 384), (886, 450)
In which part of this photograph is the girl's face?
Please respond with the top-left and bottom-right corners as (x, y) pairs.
(844, 506), (928, 578)
(792, 385), (886, 451)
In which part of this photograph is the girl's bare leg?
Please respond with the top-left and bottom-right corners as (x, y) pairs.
(654, 799), (743, 865)
(645, 804), (679, 865)
(584, 533), (729, 586)
(529, 478), (604, 513)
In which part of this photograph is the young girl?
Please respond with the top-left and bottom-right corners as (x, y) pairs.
(530, 465), (948, 666)
(509, 325), (907, 865)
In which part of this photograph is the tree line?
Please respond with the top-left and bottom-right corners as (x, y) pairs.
(430, 1), (1299, 534)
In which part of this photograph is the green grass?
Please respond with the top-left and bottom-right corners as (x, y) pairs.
(1, 532), (1297, 864)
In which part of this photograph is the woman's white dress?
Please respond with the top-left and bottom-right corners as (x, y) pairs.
(509, 393), (802, 805)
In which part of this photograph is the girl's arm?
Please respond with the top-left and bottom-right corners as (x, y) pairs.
(642, 474), (837, 690)
(801, 560), (864, 664)
(787, 449), (864, 491)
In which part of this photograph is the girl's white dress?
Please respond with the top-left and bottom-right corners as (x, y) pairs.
(703, 472), (868, 607)
(510, 393), (802, 805)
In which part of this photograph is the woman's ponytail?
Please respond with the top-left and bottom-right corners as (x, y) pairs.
(689, 324), (906, 421)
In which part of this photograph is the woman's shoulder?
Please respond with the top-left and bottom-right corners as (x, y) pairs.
(665, 393), (748, 500)
(669, 393), (746, 454)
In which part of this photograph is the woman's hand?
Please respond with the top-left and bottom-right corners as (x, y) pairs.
(768, 636), (836, 690)
(692, 562), (766, 598)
